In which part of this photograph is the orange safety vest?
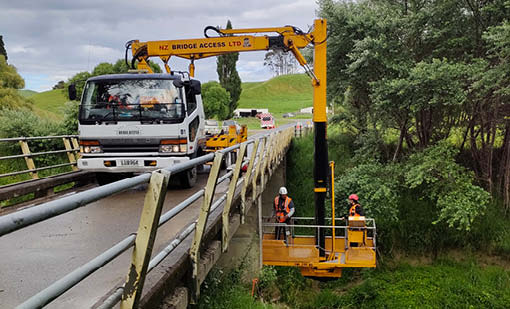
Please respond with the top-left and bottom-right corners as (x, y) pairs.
(349, 203), (362, 217)
(274, 196), (292, 223)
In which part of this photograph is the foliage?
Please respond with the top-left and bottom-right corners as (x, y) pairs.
(198, 267), (273, 309)
(0, 55), (33, 111)
(52, 80), (65, 90)
(318, 0), (510, 204)
(67, 71), (91, 100)
(0, 55), (24, 89)
(61, 101), (79, 134)
(217, 20), (242, 118)
(335, 161), (401, 227)
(405, 141), (491, 231)
(0, 35), (7, 61)
(0, 109), (61, 141)
(263, 50), (298, 76)
(0, 87), (33, 111)
(201, 81), (229, 119)
(286, 134), (315, 217)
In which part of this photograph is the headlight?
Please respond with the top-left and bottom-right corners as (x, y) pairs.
(83, 146), (102, 153)
(159, 145), (173, 153)
(160, 139), (187, 153)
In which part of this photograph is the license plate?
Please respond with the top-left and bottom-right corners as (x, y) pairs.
(120, 159), (139, 166)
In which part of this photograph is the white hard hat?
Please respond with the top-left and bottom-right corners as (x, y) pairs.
(279, 187), (288, 195)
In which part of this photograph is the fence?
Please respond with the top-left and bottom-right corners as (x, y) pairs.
(0, 135), (80, 180)
(0, 124), (295, 308)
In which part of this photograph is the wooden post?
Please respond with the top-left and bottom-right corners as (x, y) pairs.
(222, 144), (247, 252)
(19, 140), (38, 179)
(63, 138), (79, 172)
(71, 137), (81, 160)
(190, 152), (223, 303)
(120, 170), (170, 309)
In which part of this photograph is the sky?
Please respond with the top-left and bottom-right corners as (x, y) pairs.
(0, 0), (319, 92)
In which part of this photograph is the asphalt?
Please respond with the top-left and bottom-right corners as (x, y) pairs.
(0, 170), (230, 309)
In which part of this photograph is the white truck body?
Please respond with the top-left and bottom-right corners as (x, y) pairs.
(77, 73), (205, 174)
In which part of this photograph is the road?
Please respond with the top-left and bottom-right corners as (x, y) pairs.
(0, 170), (230, 308)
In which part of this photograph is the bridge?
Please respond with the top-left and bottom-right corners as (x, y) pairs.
(0, 124), (307, 308)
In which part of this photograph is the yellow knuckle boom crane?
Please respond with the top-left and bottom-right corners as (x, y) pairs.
(126, 19), (376, 277)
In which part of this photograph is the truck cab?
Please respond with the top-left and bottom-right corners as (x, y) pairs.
(76, 73), (205, 187)
(260, 113), (275, 129)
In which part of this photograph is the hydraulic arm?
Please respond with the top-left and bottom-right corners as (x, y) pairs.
(127, 19), (329, 254)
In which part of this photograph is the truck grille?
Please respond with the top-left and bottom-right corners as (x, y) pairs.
(98, 138), (162, 153)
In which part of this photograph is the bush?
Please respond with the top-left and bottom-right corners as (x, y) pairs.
(201, 81), (229, 120)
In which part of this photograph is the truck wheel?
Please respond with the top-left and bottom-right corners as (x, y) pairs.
(179, 166), (197, 188)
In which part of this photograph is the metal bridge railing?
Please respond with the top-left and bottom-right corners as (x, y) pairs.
(0, 135), (80, 180)
(1, 124), (296, 308)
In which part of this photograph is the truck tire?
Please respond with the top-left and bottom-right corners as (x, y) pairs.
(179, 165), (197, 188)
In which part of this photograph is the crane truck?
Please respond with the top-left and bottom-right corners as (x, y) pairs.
(70, 18), (376, 277)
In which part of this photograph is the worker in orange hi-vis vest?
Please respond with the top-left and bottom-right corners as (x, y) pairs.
(273, 187), (295, 241)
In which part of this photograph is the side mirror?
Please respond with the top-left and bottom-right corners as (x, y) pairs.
(191, 80), (201, 94)
(68, 84), (77, 101)
(173, 79), (184, 88)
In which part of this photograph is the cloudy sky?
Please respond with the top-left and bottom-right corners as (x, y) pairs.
(1, 0), (319, 92)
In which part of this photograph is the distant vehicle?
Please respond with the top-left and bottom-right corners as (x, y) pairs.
(205, 119), (220, 135)
(282, 113), (295, 118)
(260, 113), (275, 129)
(222, 120), (241, 132)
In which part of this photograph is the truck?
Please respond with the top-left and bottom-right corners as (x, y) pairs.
(72, 72), (206, 187)
(260, 113), (275, 129)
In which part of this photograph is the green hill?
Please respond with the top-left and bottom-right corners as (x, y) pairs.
(18, 89), (38, 98)
(238, 74), (313, 115)
(28, 74), (312, 121)
(30, 89), (68, 120)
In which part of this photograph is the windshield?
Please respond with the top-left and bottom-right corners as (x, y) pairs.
(205, 120), (218, 126)
(79, 79), (184, 124)
(262, 117), (272, 121)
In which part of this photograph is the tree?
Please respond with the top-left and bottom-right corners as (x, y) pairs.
(52, 80), (65, 90)
(263, 50), (298, 76)
(201, 81), (229, 120)
(216, 20), (241, 118)
(0, 55), (32, 110)
(0, 35), (7, 61)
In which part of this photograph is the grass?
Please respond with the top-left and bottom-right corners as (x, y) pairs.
(292, 259), (510, 308)
(18, 89), (38, 98)
(238, 74), (313, 114)
(29, 89), (67, 120)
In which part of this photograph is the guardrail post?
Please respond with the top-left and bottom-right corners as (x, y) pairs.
(190, 152), (223, 303)
(63, 138), (79, 172)
(241, 139), (259, 224)
(222, 143), (247, 252)
(252, 137), (266, 202)
(19, 140), (38, 179)
(71, 137), (81, 159)
(120, 170), (170, 309)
